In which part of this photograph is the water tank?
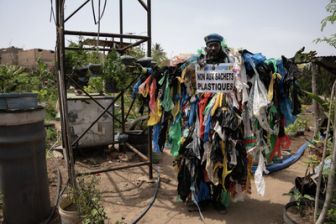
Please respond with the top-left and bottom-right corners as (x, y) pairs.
(0, 93), (50, 224)
(67, 93), (114, 148)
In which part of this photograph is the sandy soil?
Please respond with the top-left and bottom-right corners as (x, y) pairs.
(45, 122), (314, 224)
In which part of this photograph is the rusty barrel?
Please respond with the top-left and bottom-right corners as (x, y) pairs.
(0, 93), (50, 224)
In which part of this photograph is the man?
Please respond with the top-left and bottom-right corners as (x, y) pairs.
(204, 33), (231, 64)
(177, 33), (235, 215)
(203, 33), (232, 213)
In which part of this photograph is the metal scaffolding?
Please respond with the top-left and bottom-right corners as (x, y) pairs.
(55, 0), (153, 187)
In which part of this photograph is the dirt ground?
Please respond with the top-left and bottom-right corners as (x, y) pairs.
(45, 110), (314, 224)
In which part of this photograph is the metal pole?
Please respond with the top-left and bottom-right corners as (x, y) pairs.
(56, 0), (76, 187)
(77, 161), (150, 176)
(112, 96), (115, 150)
(125, 143), (149, 162)
(148, 126), (153, 179)
(137, 0), (148, 11)
(146, 0), (152, 178)
(147, 0), (151, 57)
(64, 30), (148, 39)
(312, 63), (319, 137)
(121, 92), (125, 133)
(64, 0), (90, 23)
(119, 0), (123, 47)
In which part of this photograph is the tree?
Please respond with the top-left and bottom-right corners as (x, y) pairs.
(315, 0), (336, 48)
(126, 46), (145, 59)
(151, 43), (169, 67)
(64, 40), (103, 74)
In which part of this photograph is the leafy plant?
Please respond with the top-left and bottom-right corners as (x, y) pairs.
(84, 76), (105, 94)
(326, 208), (336, 223)
(64, 40), (102, 74)
(0, 59), (58, 121)
(66, 176), (107, 224)
(315, 0), (336, 48)
(303, 90), (336, 136)
(0, 65), (34, 92)
(285, 116), (308, 135)
(297, 65), (336, 104)
(285, 188), (315, 216)
(33, 59), (58, 120)
(103, 49), (126, 92)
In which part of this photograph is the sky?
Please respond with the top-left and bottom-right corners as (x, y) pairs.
(0, 0), (335, 59)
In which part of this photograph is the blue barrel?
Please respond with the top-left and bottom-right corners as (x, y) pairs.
(0, 93), (50, 224)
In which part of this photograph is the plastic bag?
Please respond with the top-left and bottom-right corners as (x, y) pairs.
(249, 65), (269, 118)
(247, 61), (276, 134)
(254, 150), (269, 196)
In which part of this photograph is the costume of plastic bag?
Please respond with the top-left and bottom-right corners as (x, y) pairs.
(133, 33), (302, 212)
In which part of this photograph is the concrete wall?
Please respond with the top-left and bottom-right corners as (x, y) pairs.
(18, 49), (55, 70)
(0, 47), (22, 65)
(18, 50), (36, 69)
(1, 47), (55, 71)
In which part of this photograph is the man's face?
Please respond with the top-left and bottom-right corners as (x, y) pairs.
(205, 41), (221, 61)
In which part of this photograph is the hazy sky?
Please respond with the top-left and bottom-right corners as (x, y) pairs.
(0, 0), (335, 59)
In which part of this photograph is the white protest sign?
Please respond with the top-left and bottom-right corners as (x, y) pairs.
(196, 63), (235, 93)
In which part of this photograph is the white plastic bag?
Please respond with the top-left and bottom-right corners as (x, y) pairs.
(247, 61), (276, 134)
(254, 150), (269, 196)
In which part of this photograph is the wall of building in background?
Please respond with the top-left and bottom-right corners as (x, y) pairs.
(0, 47), (55, 71)
(0, 47), (23, 65)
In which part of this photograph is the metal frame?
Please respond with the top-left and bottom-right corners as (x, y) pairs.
(55, 0), (153, 187)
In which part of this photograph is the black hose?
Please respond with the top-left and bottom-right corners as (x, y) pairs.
(43, 166), (160, 223)
(130, 166), (161, 224)
(49, 0), (56, 25)
(91, 0), (107, 25)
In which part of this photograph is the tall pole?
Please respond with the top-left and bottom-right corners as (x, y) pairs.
(147, 0), (151, 57)
(119, 0), (123, 48)
(146, 0), (152, 179)
(55, 0), (76, 187)
(312, 63), (319, 137)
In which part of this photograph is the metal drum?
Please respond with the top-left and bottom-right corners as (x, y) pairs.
(0, 93), (50, 224)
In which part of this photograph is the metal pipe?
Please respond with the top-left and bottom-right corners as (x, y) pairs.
(137, 0), (148, 11)
(64, 0), (90, 23)
(148, 126), (153, 179)
(56, 0), (76, 188)
(119, 0), (123, 46)
(65, 47), (114, 52)
(121, 92), (125, 132)
(125, 143), (149, 161)
(64, 30), (149, 39)
(76, 161), (150, 176)
(112, 96), (115, 150)
(120, 39), (148, 52)
(146, 0), (151, 57)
